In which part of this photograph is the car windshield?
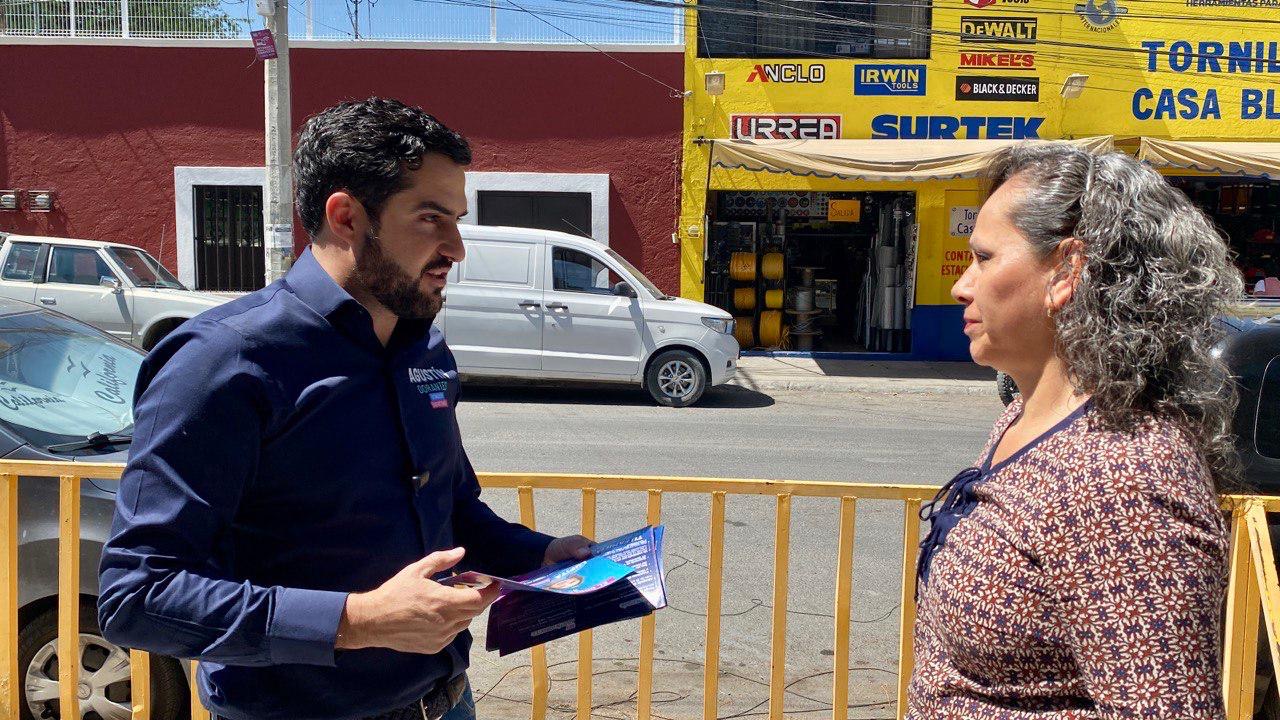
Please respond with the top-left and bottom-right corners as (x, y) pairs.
(603, 247), (667, 299)
(0, 310), (141, 446)
(108, 246), (185, 289)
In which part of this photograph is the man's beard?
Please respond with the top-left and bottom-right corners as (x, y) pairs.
(350, 228), (445, 321)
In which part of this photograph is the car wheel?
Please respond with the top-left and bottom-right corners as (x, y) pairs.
(142, 319), (185, 351)
(996, 371), (1020, 406)
(645, 350), (707, 408)
(18, 602), (189, 720)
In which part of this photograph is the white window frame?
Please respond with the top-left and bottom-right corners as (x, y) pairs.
(175, 168), (610, 286)
(174, 166), (265, 289)
(464, 172), (610, 246)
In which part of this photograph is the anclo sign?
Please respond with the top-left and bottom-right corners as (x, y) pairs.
(747, 64), (827, 83)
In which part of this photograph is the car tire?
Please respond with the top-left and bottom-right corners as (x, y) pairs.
(645, 350), (707, 408)
(996, 371), (1020, 406)
(18, 602), (189, 720)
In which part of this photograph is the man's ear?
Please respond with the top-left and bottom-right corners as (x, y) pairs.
(322, 191), (366, 248)
(1046, 237), (1085, 314)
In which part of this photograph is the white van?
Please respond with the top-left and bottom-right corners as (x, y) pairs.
(438, 225), (738, 407)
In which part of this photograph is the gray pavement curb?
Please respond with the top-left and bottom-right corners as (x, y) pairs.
(727, 377), (998, 396)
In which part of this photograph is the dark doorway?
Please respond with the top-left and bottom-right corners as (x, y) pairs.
(194, 185), (265, 292)
(478, 191), (592, 238)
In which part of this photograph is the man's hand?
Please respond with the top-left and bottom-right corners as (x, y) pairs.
(543, 535), (593, 566)
(337, 547), (501, 654)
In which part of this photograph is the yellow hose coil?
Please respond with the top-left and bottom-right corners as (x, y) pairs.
(762, 253), (785, 280)
(760, 310), (786, 347)
(729, 252), (756, 281)
(733, 317), (755, 347)
(733, 287), (756, 311)
(764, 289), (784, 309)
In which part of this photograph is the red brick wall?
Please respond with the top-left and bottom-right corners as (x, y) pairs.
(0, 44), (684, 292)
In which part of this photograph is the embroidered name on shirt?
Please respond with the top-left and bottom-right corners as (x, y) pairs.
(408, 367), (452, 383)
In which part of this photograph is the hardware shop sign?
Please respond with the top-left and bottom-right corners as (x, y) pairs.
(956, 75), (1040, 101)
(747, 64), (826, 83)
(730, 115), (842, 140)
(960, 16), (1038, 43)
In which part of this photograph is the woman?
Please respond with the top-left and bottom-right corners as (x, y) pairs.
(909, 143), (1242, 718)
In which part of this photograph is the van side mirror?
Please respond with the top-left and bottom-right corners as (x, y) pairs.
(612, 281), (638, 299)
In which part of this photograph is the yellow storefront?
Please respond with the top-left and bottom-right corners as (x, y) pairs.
(677, 0), (1280, 360)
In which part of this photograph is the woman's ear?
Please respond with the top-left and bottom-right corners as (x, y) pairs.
(1047, 237), (1085, 314)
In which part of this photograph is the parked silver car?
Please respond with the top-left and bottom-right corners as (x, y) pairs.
(2, 297), (188, 720)
(0, 234), (228, 350)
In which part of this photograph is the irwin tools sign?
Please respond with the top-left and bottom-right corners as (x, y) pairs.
(960, 16), (1038, 43)
(731, 115), (842, 140)
(853, 64), (927, 96)
(956, 75), (1040, 101)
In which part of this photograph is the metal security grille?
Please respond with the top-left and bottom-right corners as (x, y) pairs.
(478, 191), (592, 238)
(193, 185), (265, 292)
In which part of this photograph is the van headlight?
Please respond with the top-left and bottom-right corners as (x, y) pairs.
(702, 317), (734, 334)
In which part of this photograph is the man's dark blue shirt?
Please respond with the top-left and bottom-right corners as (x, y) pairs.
(98, 248), (553, 720)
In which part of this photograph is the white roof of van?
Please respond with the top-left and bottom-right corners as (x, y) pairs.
(3, 234), (148, 253)
(459, 224), (601, 247)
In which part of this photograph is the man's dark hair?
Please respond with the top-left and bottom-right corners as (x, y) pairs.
(294, 97), (472, 238)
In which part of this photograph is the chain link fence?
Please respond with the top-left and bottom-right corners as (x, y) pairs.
(0, 0), (683, 42)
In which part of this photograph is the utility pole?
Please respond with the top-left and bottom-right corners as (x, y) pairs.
(262, 0), (294, 284)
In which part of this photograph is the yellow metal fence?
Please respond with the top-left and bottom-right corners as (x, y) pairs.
(2, 459), (1279, 720)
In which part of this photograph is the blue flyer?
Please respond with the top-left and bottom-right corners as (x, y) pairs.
(441, 555), (634, 595)
(471, 525), (668, 656)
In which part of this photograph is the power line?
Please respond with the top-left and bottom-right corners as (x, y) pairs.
(706, 0), (1280, 25)
(283, 0), (356, 36)
(281, 0), (1280, 88)
(498, 0), (688, 95)
(421, 0), (1280, 91)
(676, 0), (1280, 64)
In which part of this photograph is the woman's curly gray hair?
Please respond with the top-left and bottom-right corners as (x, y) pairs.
(986, 143), (1243, 490)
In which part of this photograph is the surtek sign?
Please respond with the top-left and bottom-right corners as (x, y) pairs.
(871, 115), (1044, 139)
(853, 64), (927, 96)
(747, 64), (826, 83)
(731, 115), (842, 140)
(956, 75), (1040, 101)
(960, 16), (1037, 43)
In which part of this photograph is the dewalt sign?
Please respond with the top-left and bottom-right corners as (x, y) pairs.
(959, 16), (1038, 43)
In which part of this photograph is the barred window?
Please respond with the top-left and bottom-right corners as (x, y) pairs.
(696, 0), (930, 59)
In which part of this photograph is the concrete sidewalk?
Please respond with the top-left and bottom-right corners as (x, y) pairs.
(729, 356), (998, 396)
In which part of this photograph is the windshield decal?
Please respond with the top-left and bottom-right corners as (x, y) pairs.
(0, 381), (67, 412)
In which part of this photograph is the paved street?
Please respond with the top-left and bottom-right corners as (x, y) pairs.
(454, 384), (1005, 720)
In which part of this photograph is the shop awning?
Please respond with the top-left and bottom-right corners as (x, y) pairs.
(707, 136), (1115, 182)
(1138, 138), (1280, 179)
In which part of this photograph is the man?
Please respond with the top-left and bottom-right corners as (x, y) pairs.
(98, 98), (591, 720)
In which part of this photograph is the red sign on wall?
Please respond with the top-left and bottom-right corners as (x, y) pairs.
(730, 115), (841, 140)
(959, 52), (1036, 68)
(251, 29), (278, 60)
